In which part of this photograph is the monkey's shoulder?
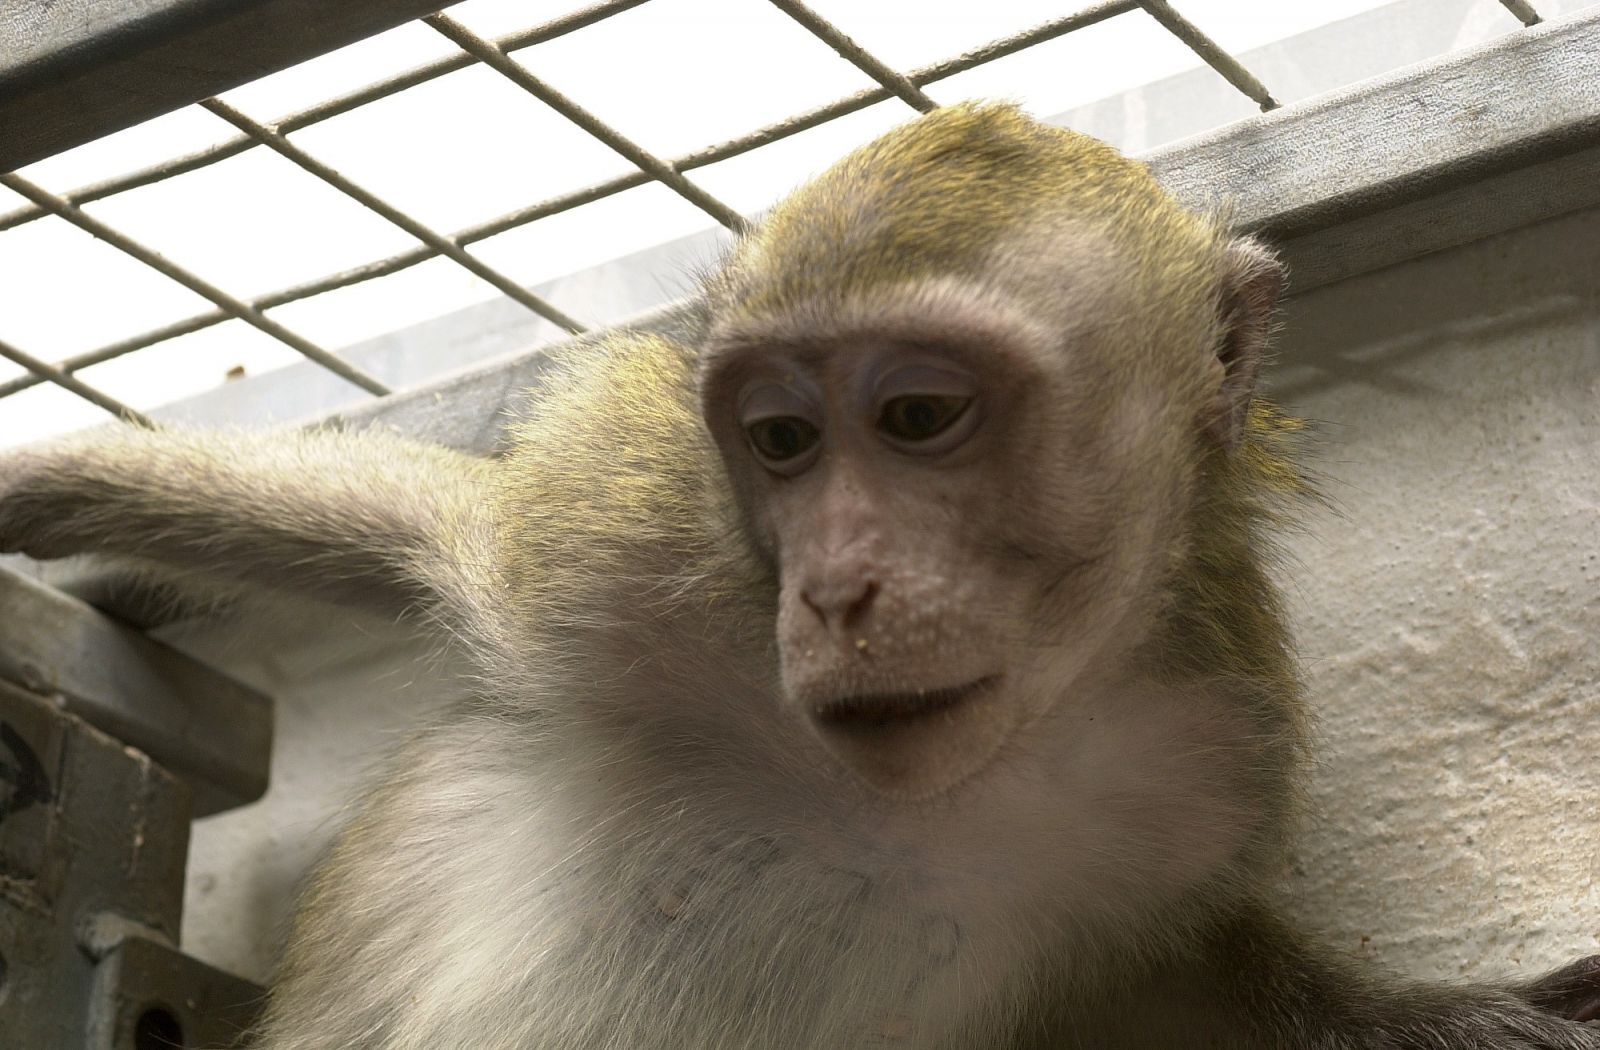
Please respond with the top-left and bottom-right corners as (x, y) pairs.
(488, 331), (742, 603)
(505, 331), (706, 466)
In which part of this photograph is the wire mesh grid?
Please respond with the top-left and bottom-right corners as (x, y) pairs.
(0, 0), (1550, 433)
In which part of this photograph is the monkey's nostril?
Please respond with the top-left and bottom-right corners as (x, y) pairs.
(801, 589), (828, 625)
(842, 581), (879, 629)
(800, 579), (879, 630)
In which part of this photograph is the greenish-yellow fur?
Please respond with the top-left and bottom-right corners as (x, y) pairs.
(493, 334), (766, 645)
(715, 102), (1223, 345)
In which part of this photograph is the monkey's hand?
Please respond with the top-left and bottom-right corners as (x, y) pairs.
(1518, 954), (1600, 1025)
(1316, 956), (1600, 1049)
(0, 427), (493, 612)
(1441, 996), (1599, 1048)
(1309, 951), (1600, 1048)
(1190, 907), (1600, 1049)
(1376, 984), (1600, 1049)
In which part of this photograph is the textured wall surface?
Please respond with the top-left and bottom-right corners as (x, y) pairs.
(168, 205), (1600, 990)
(1270, 205), (1600, 981)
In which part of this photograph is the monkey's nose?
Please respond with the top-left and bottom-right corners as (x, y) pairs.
(801, 579), (879, 631)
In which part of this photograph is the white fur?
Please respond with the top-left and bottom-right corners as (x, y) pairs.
(262, 600), (1261, 1050)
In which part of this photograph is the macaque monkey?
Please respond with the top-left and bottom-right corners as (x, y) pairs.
(2, 103), (1596, 1049)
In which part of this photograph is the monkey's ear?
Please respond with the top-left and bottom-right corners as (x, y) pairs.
(1209, 237), (1284, 450)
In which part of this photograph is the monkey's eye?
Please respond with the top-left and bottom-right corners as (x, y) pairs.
(746, 416), (820, 464)
(737, 380), (822, 474)
(878, 395), (971, 442)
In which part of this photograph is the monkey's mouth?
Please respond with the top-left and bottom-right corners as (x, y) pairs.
(802, 674), (1013, 798)
(813, 675), (1000, 731)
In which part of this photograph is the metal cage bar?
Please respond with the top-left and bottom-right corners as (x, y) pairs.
(1499, 0), (1544, 26)
(766, 0), (939, 113)
(0, 0), (459, 172)
(0, 0), (1141, 238)
(0, 0), (650, 234)
(0, 338), (156, 427)
(0, 173), (391, 396)
(1137, 0), (1277, 111)
(422, 13), (748, 232)
(0, 0), (1556, 420)
(0, 0), (1145, 402)
(198, 98), (587, 332)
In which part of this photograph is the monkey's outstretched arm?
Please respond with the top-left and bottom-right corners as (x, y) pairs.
(0, 426), (491, 612)
(1142, 904), (1600, 1049)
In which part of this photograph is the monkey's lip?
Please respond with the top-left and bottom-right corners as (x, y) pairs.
(812, 675), (1000, 729)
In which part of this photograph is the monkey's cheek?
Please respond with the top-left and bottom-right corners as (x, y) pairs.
(808, 685), (1018, 800)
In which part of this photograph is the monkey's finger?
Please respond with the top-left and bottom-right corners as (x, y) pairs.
(1517, 954), (1600, 1024)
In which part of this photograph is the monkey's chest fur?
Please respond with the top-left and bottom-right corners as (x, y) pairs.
(296, 732), (1012, 1049)
(274, 669), (1256, 1050)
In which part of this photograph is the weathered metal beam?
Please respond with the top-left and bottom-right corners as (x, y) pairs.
(0, 0), (457, 172)
(1150, 6), (1600, 289)
(0, 680), (263, 1046)
(0, 565), (271, 815)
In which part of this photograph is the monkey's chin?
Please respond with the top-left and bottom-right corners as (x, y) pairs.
(806, 676), (1011, 800)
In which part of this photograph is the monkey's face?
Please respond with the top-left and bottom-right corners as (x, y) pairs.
(700, 281), (1206, 801)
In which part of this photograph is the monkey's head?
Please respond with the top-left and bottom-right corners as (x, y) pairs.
(700, 102), (1285, 801)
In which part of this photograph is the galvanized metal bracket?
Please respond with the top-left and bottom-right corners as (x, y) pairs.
(0, 679), (263, 1047)
(0, 566), (271, 818)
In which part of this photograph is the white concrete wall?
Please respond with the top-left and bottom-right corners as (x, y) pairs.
(1271, 205), (1600, 981)
(169, 203), (1600, 988)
